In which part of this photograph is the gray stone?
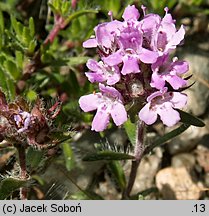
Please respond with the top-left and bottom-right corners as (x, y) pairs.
(171, 153), (196, 170)
(128, 147), (162, 198)
(177, 33), (209, 116)
(167, 125), (208, 155)
(156, 167), (203, 200)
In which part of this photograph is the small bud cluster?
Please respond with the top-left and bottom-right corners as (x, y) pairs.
(79, 5), (190, 132)
(0, 90), (61, 149)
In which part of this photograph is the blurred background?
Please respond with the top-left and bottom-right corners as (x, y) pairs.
(0, 0), (209, 199)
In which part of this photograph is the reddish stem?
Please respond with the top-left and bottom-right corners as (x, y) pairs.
(17, 146), (28, 200)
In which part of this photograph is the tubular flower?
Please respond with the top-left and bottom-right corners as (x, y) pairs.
(151, 55), (189, 90)
(79, 84), (127, 132)
(138, 88), (187, 127)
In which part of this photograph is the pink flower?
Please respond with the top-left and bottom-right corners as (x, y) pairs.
(140, 8), (185, 55)
(138, 88), (187, 126)
(151, 55), (189, 90)
(103, 25), (158, 74)
(83, 20), (123, 50)
(79, 84), (127, 131)
(85, 59), (120, 85)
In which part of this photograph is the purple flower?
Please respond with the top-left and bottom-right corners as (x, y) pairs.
(85, 59), (120, 85)
(79, 84), (127, 131)
(83, 20), (123, 50)
(14, 111), (31, 133)
(151, 55), (189, 90)
(103, 25), (158, 74)
(138, 88), (187, 126)
(140, 8), (185, 55)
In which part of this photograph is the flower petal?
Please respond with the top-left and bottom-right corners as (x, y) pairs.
(110, 102), (127, 126)
(170, 92), (187, 109)
(86, 59), (101, 71)
(139, 48), (158, 63)
(150, 72), (165, 89)
(99, 83), (122, 100)
(83, 38), (97, 48)
(167, 25), (185, 49)
(172, 60), (189, 74)
(92, 108), (110, 132)
(106, 68), (121, 85)
(157, 103), (180, 126)
(103, 50), (123, 66)
(85, 72), (105, 83)
(79, 94), (100, 112)
(138, 103), (158, 125)
(166, 75), (187, 90)
(121, 55), (140, 75)
(95, 23), (113, 48)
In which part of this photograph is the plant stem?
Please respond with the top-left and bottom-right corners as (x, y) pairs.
(17, 145), (28, 200)
(123, 120), (145, 199)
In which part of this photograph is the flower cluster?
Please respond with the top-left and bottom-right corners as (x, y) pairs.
(0, 90), (62, 149)
(79, 5), (189, 132)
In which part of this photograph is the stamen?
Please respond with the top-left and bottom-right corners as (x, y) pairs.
(108, 11), (113, 21)
(164, 7), (169, 14)
(141, 5), (146, 16)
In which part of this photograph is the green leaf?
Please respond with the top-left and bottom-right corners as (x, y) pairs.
(0, 66), (15, 100)
(26, 147), (44, 169)
(83, 151), (135, 161)
(10, 16), (18, 34)
(0, 11), (4, 32)
(61, 1), (70, 15)
(0, 178), (27, 199)
(28, 40), (36, 53)
(22, 26), (31, 46)
(108, 161), (126, 190)
(145, 124), (190, 154)
(178, 109), (205, 127)
(4, 59), (20, 80)
(29, 17), (35, 37)
(62, 142), (75, 171)
(15, 50), (23, 69)
(124, 118), (136, 146)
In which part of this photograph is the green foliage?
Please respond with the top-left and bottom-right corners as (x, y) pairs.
(108, 161), (126, 191)
(0, 178), (28, 200)
(62, 142), (75, 171)
(10, 16), (36, 53)
(26, 147), (45, 170)
(124, 119), (136, 146)
(83, 151), (135, 161)
(0, 66), (15, 100)
(178, 109), (205, 127)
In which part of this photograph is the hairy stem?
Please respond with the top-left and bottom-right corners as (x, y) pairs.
(123, 120), (145, 199)
(17, 145), (27, 200)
